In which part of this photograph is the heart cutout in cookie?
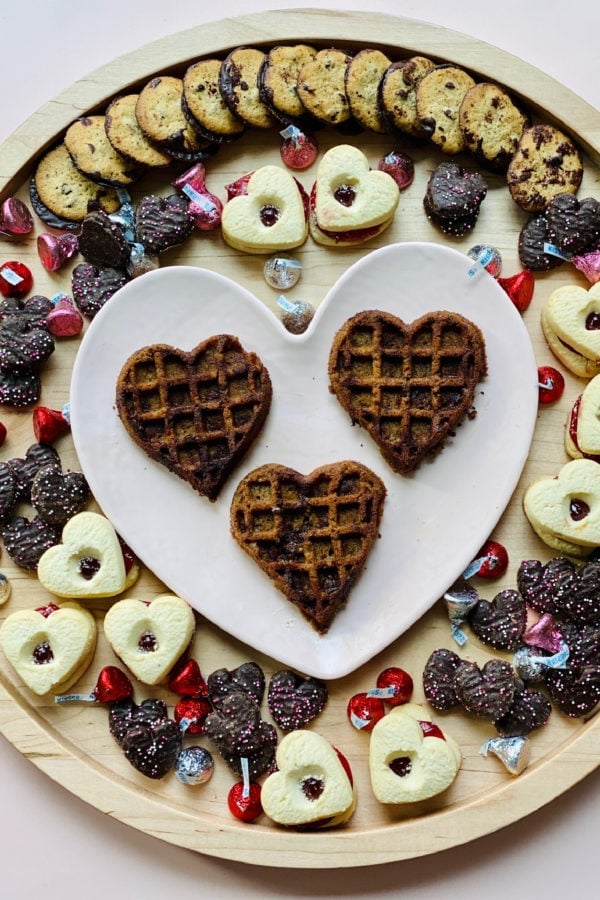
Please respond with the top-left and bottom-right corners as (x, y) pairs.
(116, 334), (272, 502)
(0, 602), (97, 695)
(70, 245), (537, 679)
(328, 309), (487, 474)
(221, 165), (308, 253)
(37, 511), (126, 598)
(312, 144), (399, 232)
(103, 594), (195, 685)
(543, 282), (600, 365)
(369, 703), (461, 804)
(523, 458), (600, 553)
(230, 460), (386, 633)
(261, 729), (355, 826)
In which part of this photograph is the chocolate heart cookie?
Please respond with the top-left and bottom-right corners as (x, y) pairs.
(109, 698), (182, 779)
(494, 685), (552, 737)
(116, 334), (272, 502)
(207, 661), (266, 709)
(71, 263), (129, 319)
(468, 589), (527, 650)
(30, 465), (91, 526)
(230, 460), (386, 633)
(134, 193), (193, 255)
(423, 161), (487, 236)
(422, 648), (464, 711)
(328, 309), (487, 474)
(267, 669), (328, 731)
(205, 691), (277, 778)
(453, 658), (516, 719)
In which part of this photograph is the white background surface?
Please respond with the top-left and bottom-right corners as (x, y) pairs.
(1, 1), (599, 897)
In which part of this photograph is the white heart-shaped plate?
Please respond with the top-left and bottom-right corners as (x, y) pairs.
(70, 242), (537, 679)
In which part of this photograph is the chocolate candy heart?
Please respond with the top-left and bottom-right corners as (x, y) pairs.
(453, 658), (516, 719)
(2, 515), (61, 570)
(422, 648), (464, 711)
(8, 442), (61, 503)
(109, 698), (182, 779)
(0, 463), (18, 522)
(423, 161), (487, 236)
(267, 669), (328, 731)
(208, 662), (265, 709)
(555, 560), (600, 624)
(543, 656), (600, 718)
(71, 263), (129, 319)
(135, 194), (193, 255)
(468, 589), (527, 650)
(116, 335), (272, 502)
(518, 214), (564, 272)
(31, 465), (91, 526)
(494, 685), (552, 736)
(546, 194), (600, 258)
(77, 210), (131, 269)
(517, 557), (576, 616)
(205, 691), (277, 778)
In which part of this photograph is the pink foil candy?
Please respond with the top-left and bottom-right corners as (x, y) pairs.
(523, 613), (563, 653)
(172, 163), (223, 231)
(46, 293), (84, 337)
(0, 198), (34, 239)
(37, 232), (79, 271)
(572, 251), (600, 284)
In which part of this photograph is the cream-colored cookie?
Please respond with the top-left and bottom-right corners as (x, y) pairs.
(261, 730), (355, 827)
(369, 703), (461, 804)
(221, 165), (308, 254)
(574, 375), (600, 455)
(543, 283), (600, 369)
(0, 602), (97, 696)
(523, 458), (600, 553)
(103, 594), (195, 685)
(311, 144), (399, 234)
(541, 304), (600, 379)
(37, 511), (127, 599)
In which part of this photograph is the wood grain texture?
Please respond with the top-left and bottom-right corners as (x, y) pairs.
(1, 9), (600, 868)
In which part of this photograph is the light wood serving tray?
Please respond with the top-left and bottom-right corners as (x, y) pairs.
(1, 9), (600, 868)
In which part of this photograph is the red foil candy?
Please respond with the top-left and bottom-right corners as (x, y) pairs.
(0, 198), (34, 239)
(378, 149), (415, 190)
(32, 406), (70, 443)
(175, 697), (212, 734)
(374, 666), (414, 706)
(538, 366), (565, 404)
(168, 657), (209, 698)
(497, 270), (535, 312)
(37, 232), (79, 271)
(172, 163), (223, 231)
(279, 127), (318, 170)
(0, 260), (33, 299)
(347, 692), (385, 731)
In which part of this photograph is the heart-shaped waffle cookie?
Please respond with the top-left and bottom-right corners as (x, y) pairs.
(230, 460), (386, 633)
(328, 309), (487, 474)
(116, 334), (272, 501)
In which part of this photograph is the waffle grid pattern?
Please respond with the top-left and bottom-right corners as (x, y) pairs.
(329, 310), (487, 473)
(231, 462), (386, 632)
(116, 335), (272, 500)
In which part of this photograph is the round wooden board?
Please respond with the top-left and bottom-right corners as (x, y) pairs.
(1, 9), (600, 868)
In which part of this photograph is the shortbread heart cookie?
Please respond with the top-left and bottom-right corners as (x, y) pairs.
(261, 729), (355, 827)
(230, 460), (386, 633)
(541, 283), (600, 377)
(103, 594), (195, 685)
(369, 703), (461, 804)
(37, 510), (127, 598)
(566, 374), (600, 458)
(116, 334), (272, 502)
(221, 165), (308, 254)
(523, 458), (600, 555)
(328, 309), (487, 474)
(0, 601), (97, 695)
(310, 144), (399, 246)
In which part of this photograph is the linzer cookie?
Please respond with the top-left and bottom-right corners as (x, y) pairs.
(116, 335), (272, 501)
(230, 460), (386, 633)
(566, 375), (600, 459)
(507, 124), (583, 212)
(523, 458), (600, 557)
(328, 309), (487, 474)
(541, 282), (600, 377)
